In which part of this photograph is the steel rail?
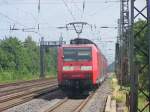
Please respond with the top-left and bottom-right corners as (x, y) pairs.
(0, 77), (55, 88)
(44, 91), (95, 112)
(73, 92), (95, 112)
(0, 82), (57, 103)
(0, 79), (57, 97)
(0, 84), (58, 111)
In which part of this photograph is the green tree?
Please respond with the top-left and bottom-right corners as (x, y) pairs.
(0, 36), (57, 83)
(134, 20), (148, 90)
(44, 47), (57, 76)
(24, 36), (40, 75)
(0, 37), (24, 70)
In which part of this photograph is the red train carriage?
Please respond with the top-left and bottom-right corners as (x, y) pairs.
(57, 39), (108, 90)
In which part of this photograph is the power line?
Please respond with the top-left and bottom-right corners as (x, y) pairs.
(82, 0), (86, 18)
(69, 0), (86, 19)
(0, 1), (119, 5)
(0, 1), (38, 27)
(0, 0), (38, 22)
(0, 8), (41, 34)
(71, 0), (83, 19)
(0, 12), (27, 27)
(61, 0), (76, 20)
(15, 7), (37, 22)
(38, 0), (40, 13)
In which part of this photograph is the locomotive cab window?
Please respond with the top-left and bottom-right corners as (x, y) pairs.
(63, 47), (92, 61)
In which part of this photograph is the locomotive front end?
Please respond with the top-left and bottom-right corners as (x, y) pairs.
(60, 46), (93, 89)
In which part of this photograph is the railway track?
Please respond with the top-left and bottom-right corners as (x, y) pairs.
(0, 79), (57, 97)
(42, 80), (112, 112)
(0, 78), (55, 88)
(44, 92), (95, 112)
(0, 78), (58, 111)
(0, 79), (112, 112)
(0, 78), (56, 94)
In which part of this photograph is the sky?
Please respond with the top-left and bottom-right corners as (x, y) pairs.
(0, 0), (146, 64)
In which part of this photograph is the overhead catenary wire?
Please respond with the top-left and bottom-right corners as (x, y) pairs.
(69, 0), (86, 19)
(0, 4), (41, 35)
(36, 0), (41, 32)
(61, 0), (76, 21)
(38, 0), (40, 13)
(0, 1), (38, 25)
(82, 0), (86, 18)
(15, 7), (38, 22)
(0, 12), (27, 27)
(0, 23), (118, 32)
(70, 0), (83, 20)
(0, 0), (118, 39)
(0, 1), (120, 5)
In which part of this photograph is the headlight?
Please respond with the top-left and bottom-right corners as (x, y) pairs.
(63, 66), (74, 71)
(81, 66), (92, 71)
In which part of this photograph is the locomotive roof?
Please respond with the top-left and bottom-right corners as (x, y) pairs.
(70, 38), (97, 47)
(62, 38), (107, 62)
(62, 44), (96, 47)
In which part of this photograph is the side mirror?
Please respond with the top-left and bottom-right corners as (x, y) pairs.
(62, 56), (64, 59)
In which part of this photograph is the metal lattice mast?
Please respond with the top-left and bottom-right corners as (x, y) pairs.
(116, 0), (129, 85)
(115, 19), (121, 82)
(40, 37), (66, 78)
(121, 0), (129, 85)
(129, 0), (137, 111)
(148, 0), (150, 111)
(129, 0), (150, 111)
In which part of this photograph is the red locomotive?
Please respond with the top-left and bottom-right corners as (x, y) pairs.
(57, 38), (108, 90)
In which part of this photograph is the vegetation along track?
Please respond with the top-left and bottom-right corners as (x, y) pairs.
(44, 92), (95, 112)
(0, 78), (58, 111)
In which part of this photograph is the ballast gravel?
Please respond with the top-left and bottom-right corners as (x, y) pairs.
(4, 79), (112, 112)
(81, 79), (112, 112)
(4, 90), (66, 112)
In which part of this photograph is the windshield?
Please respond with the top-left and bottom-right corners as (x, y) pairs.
(63, 47), (92, 61)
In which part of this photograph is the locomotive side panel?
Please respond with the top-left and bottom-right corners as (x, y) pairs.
(97, 49), (103, 83)
(57, 47), (63, 85)
(92, 46), (105, 84)
(91, 47), (98, 85)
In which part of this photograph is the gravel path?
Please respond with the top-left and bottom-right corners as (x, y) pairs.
(81, 79), (112, 112)
(4, 90), (66, 112)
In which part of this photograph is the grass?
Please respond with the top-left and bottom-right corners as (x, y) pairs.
(110, 74), (129, 112)
(110, 73), (149, 112)
(111, 78), (126, 103)
(0, 71), (39, 84)
(138, 92), (149, 112)
(0, 70), (57, 84)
